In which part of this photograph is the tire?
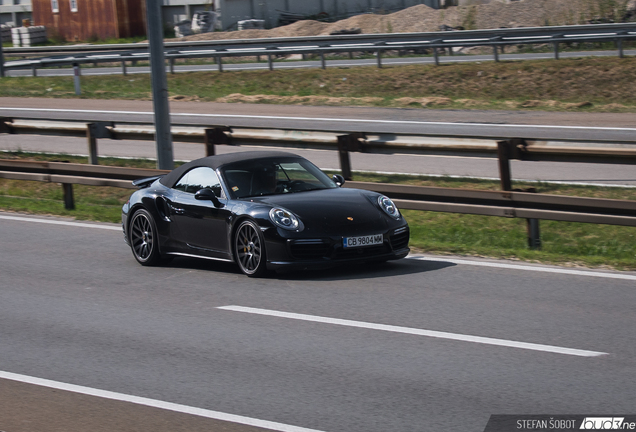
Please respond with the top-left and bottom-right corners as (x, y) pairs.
(129, 209), (162, 266)
(234, 220), (268, 277)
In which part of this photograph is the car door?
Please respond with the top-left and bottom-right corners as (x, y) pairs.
(169, 167), (232, 258)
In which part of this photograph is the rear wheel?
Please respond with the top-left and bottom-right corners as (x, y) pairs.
(129, 209), (162, 266)
(234, 220), (267, 277)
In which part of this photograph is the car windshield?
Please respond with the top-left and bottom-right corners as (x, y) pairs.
(221, 157), (337, 199)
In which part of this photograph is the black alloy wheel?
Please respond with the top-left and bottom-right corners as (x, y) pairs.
(234, 220), (267, 277)
(129, 209), (161, 266)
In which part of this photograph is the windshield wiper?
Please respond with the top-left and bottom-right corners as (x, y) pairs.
(290, 187), (325, 193)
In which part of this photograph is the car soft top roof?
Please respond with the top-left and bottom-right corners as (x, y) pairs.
(159, 151), (301, 188)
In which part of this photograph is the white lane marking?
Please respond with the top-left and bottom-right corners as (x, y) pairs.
(410, 256), (636, 281)
(0, 214), (121, 231)
(1, 107), (635, 132)
(1, 214), (634, 281)
(0, 370), (326, 432)
(217, 306), (608, 357)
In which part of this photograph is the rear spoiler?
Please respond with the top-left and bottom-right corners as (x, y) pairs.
(132, 175), (164, 189)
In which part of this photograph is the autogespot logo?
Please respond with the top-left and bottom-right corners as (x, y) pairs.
(580, 418), (633, 430)
(484, 415), (636, 431)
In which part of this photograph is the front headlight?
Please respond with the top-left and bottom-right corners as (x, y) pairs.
(378, 195), (400, 219)
(269, 207), (300, 230)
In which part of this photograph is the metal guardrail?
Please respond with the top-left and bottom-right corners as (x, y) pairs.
(0, 159), (166, 210)
(355, 181), (636, 228)
(1, 115), (636, 250)
(3, 22), (636, 74)
(3, 117), (636, 180)
(1, 160), (635, 243)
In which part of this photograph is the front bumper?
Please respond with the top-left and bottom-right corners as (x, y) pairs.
(265, 226), (410, 271)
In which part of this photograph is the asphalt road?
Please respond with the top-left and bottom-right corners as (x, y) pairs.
(1, 213), (636, 432)
(0, 98), (635, 186)
(2, 98), (636, 141)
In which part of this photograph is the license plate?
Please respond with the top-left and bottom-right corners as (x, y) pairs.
(343, 234), (383, 248)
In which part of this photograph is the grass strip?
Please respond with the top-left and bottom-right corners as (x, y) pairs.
(1, 152), (634, 270)
(1, 57), (635, 112)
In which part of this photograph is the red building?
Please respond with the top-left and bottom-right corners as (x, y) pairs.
(32, 0), (146, 42)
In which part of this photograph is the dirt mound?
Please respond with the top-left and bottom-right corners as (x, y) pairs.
(263, 20), (332, 37)
(209, 93), (631, 111)
(215, 93), (384, 106)
(177, 0), (636, 42)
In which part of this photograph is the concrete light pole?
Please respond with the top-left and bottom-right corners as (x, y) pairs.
(146, 0), (174, 170)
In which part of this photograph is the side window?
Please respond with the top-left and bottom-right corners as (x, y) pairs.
(70, 0), (78, 12)
(173, 167), (223, 197)
(51, 0), (59, 13)
(173, 171), (189, 192)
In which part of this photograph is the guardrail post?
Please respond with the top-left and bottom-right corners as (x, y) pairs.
(32, 64), (37, 77)
(498, 138), (541, 249)
(337, 136), (353, 181)
(527, 218), (541, 250)
(553, 38), (560, 60)
(617, 37), (624, 58)
(62, 183), (75, 210)
(267, 47), (279, 71)
(73, 63), (81, 95)
(497, 140), (513, 192)
(204, 127), (233, 157)
(431, 39), (442, 65)
(337, 132), (366, 181)
(121, 60), (127, 76)
(491, 37), (502, 62)
(320, 52), (326, 69)
(374, 42), (386, 68)
(85, 122), (113, 164)
(217, 56), (223, 72)
(169, 58), (175, 74)
(87, 123), (99, 165)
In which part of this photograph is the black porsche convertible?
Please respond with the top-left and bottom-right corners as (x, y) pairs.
(122, 151), (410, 277)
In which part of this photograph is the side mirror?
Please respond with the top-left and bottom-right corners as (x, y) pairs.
(332, 174), (345, 187)
(195, 188), (223, 207)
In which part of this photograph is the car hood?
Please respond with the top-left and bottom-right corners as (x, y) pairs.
(254, 188), (388, 235)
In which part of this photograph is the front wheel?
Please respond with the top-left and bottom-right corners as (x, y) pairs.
(129, 209), (162, 266)
(234, 220), (268, 277)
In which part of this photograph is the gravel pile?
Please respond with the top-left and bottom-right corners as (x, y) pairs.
(178, 0), (636, 42)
